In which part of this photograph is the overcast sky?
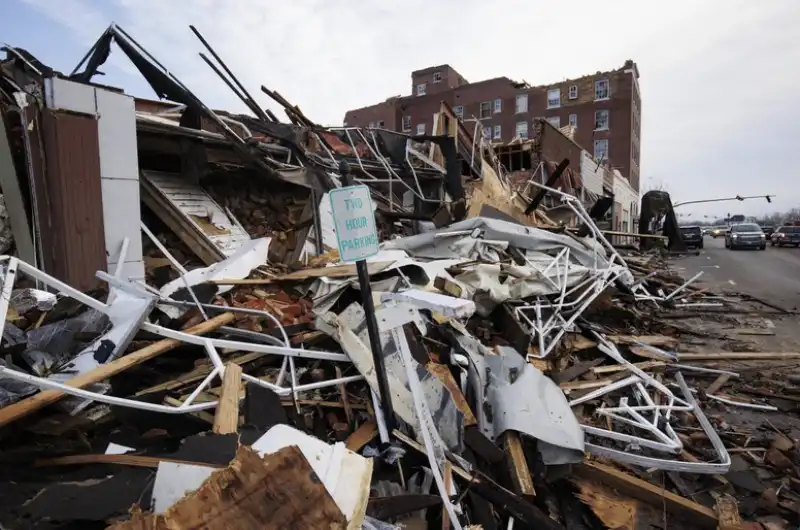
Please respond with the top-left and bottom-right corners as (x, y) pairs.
(3, 0), (799, 220)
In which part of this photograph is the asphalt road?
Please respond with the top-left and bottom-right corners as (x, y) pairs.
(674, 235), (800, 310)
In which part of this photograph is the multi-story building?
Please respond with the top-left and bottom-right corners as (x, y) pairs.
(343, 60), (642, 191)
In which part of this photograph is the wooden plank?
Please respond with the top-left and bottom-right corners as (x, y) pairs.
(574, 461), (717, 528)
(335, 366), (354, 427)
(213, 363), (243, 434)
(213, 261), (394, 285)
(679, 352), (800, 361)
(0, 312), (235, 428)
(108, 445), (347, 530)
(715, 495), (743, 530)
(706, 373), (731, 395)
(34, 453), (226, 469)
(135, 351), (263, 397)
(426, 362), (477, 426)
(345, 421), (378, 452)
(503, 431), (535, 498)
(592, 361), (666, 375)
(607, 335), (678, 348)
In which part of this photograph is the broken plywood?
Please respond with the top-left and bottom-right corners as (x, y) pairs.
(109, 445), (347, 530)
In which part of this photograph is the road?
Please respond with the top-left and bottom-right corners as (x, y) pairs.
(674, 235), (800, 310)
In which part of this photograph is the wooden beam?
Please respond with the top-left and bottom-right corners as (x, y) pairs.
(503, 431), (535, 498)
(0, 312), (235, 428)
(35, 453), (226, 469)
(706, 373), (731, 395)
(345, 421), (378, 452)
(335, 366), (354, 427)
(574, 461), (717, 528)
(213, 363), (243, 434)
(679, 352), (800, 361)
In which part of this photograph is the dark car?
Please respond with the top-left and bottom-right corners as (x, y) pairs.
(679, 225), (704, 249)
(725, 223), (766, 250)
(761, 225), (775, 238)
(770, 226), (800, 247)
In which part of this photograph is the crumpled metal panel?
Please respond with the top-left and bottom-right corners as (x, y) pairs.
(454, 326), (584, 465)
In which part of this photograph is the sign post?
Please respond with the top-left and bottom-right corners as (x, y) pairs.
(331, 162), (395, 437)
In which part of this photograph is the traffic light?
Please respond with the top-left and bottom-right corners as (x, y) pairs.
(766, 195), (772, 203)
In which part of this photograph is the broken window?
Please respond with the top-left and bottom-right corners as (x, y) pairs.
(416, 123), (426, 135)
(454, 105), (463, 119)
(377, 120), (385, 128)
(594, 138), (609, 161)
(595, 110), (609, 130)
(493, 125), (501, 139)
(547, 88), (560, 109)
(433, 71), (442, 83)
(569, 114), (577, 127)
(402, 116), (411, 131)
(569, 85), (578, 99)
(515, 94), (528, 113)
(515, 121), (528, 140)
(546, 116), (561, 128)
(480, 101), (491, 119)
(417, 83), (426, 96)
(595, 79), (610, 100)
(494, 98), (502, 113)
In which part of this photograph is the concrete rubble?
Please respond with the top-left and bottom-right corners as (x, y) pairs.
(0, 23), (798, 530)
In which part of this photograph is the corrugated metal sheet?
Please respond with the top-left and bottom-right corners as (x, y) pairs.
(142, 171), (250, 261)
(39, 110), (106, 291)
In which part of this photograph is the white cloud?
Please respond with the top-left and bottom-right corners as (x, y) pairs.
(22, 0), (800, 215)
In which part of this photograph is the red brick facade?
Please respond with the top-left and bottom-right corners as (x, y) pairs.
(343, 61), (641, 191)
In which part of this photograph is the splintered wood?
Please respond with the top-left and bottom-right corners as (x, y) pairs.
(575, 479), (637, 530)
(108, 445), (346, 530)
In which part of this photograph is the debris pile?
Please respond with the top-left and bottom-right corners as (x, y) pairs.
(0, 23), (799, 530)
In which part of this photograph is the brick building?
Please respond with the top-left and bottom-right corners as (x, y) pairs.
(343, 61), (642, 190)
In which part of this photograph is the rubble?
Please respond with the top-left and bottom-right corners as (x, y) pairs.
(1, 22), (799, 530)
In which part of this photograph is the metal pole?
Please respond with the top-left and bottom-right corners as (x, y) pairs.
(673, 194), (774, 208)
(338, 161), (396, 436)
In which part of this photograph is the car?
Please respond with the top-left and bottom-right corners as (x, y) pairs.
(725, 223), (766, 250)
(770, 226), (800, 247)
(710, 226), (727, 238)
(761, 225), (775, 239)
(679, 225), (704, 249)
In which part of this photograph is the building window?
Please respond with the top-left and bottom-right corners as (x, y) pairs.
(454, 105), (464, 119)
(595, 79), (609, 100)
(546, 116), (561, 128)
(568, 85), (578, 99)
(515, 121), (528, 140)
(494, 98), (502, 113)
(568, 114), (577, 127)
(402, 116), (411, 131)
(377, 120), (385, 127)
(480, 101), (492, 119)
(594, 110), (609, 130)
(482, 126), (492, 139)
(547, 88), (561, 108)
(493, 125), (501, 139)
(515, 94), (528, 113)
(416, 123), (426, 135)
(417, 83), (427, 96)
(594, 139), (609, 161)
(433, 71), (442, 83)
(368, 122), (375, 128)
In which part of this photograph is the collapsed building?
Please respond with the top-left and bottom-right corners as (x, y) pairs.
(0, 23), (796, 530)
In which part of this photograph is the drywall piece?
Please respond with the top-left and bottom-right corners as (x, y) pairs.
(152, 461), (216, 513)
(105, 443), (135, 455)
(252, 424), (372, 529)
(101, 178), (144, 279)
(44, 77), (97, 115)
(95, 89), (138, 181)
